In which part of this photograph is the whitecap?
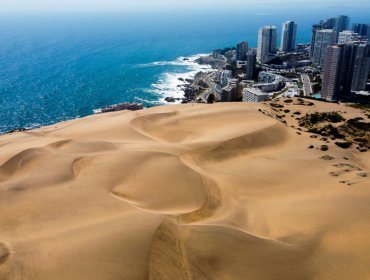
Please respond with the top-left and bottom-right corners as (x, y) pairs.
(142, 53), (216, 104)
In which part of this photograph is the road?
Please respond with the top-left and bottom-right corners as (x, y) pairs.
(301, 74), (313, 96)
(200, 72), (221, 102)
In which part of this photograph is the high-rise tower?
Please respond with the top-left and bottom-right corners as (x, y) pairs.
(257, 26), (277, 64)
(312, 29), (336, 68)
(281, 21), (297, 52)
(236, 41), (248, 61)
(322, 42), (370, 100)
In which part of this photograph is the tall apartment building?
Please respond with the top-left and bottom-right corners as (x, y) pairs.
(352, 23), (370, 40)
(322, 42), (370, 100)
(236, 41), (248, 61)
(310, 19), (336, 58)
(257, 26), (277, 64)
(335, 15), (351, 39)
(352, 43), (370, 91)
(310, 24), (322, 58)
(281, 21), (297, 52)
(310, 15), (350, 57)
(312, 29), (336, 67)
(246, 50), (256, 80)
(322, 45), (344, 100)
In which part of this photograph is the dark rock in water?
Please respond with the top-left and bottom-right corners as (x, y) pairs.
(165, 97), (176, 103)
(183, 58), (189, 61)
(178, 78), (184, 81)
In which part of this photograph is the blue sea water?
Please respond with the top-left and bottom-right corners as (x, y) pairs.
(0, 8), (369, 133)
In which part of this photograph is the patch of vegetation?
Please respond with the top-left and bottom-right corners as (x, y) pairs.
(335, 141), (352, 149)
(344, 118), (370, 131)
(298, 112), (345, 126)
(295, 98), (315, 106)
(354, 137), (368, 145)
(346, 103), (370, 112)
(198, 80), (209, 89)
(270, 103), (284, 108)
(321, 155), (335, 160)
(298, 112), (370, 149)
(357, 147), (368, 152)
(284, 99), (293, 103)
(307, 124), (345, 139)
(320, 145), (329, 151)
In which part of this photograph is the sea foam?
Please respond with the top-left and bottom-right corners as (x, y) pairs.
(139, 54), (215, 104)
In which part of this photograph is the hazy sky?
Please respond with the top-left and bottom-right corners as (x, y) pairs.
(2, 0), (370, 12)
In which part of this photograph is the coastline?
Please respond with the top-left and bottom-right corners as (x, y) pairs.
(158, 53), (226, 104)
(0, 53), (219, 135)
(140, 54), (219, 105)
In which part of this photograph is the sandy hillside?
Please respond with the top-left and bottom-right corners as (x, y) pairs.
(0, 100), (369, 280)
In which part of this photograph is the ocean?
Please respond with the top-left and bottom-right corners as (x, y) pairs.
(0, 8), (369, 133)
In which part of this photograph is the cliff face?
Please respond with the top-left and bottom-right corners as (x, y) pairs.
(0, 101), (369, 280)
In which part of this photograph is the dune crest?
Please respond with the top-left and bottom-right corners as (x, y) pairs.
(0, 101), (369, 279)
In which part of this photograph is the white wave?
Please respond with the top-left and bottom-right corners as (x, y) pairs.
(137, 53), (211, 68)
(142, 53), (216, 104)
(134, 97), (164, 105)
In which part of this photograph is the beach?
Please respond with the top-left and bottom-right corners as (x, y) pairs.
(0, 100), (369, 279)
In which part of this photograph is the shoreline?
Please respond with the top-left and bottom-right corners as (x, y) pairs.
(163, 54), (226, 104)
(0, 53), (222, 135)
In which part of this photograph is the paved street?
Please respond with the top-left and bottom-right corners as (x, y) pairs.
(301, 74), (313, 96)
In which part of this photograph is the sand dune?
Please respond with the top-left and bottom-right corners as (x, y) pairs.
(0, 101), (369, 279)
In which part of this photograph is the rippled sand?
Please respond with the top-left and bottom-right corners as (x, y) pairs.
(0, 100), (369, 279)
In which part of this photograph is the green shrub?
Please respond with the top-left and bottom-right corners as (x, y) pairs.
(335, 142), (352, 149)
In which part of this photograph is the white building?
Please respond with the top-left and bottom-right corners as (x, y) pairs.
(338, 30), (360, 44)
(242, 88), (269, 102)
(257, 72), (285, 92)
(257, 26), (277, 64)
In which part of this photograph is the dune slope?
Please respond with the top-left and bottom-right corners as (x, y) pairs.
(0, 101), (369, 280)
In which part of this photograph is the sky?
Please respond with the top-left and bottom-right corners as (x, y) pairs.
(1, 0), (370, 12)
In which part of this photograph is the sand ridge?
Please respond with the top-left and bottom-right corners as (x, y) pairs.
(0, 100), (369, 279)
